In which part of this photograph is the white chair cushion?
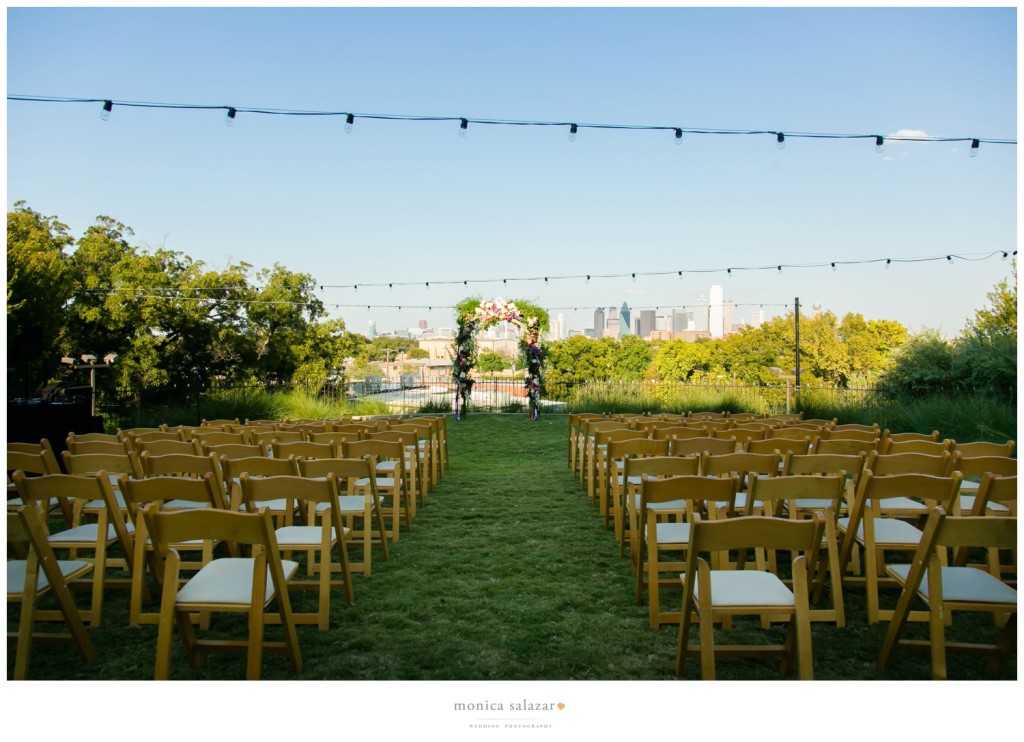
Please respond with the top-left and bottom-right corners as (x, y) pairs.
(650, 521), (691, 546)
(7, 559), (91, 594)
(695, 570), (795, 607)
(888, 564), (1018, 604)
(48, 523), (118, 544)
(957, 495), (1010, 514)
(275, 525), (336, 547)
(177, 558), (299, 605)
(838, 517), (923, 546)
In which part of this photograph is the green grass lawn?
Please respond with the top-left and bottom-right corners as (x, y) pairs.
(8, 414), (1016, 681)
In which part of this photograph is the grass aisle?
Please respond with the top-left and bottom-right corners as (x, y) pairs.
(326, 413), (678, 680)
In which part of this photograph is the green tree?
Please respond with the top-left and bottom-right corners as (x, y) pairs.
(6, 202), (75, 397)
(477, 350), (512, 374)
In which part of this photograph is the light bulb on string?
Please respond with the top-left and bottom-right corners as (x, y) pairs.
(875, 135), (884, 153)
(674, 128), (683, 145)
(831, 263), (837, 272)
(885, 259), (891, 269)
(225, 107), (237, 127)
(100, 100), (113, 121)
(459, 118), (468, 138)
(776, 132), (786, 150)
(568, 123), (578, 142)
(970, 139), (980, 157)
(344, 114), (354, 134)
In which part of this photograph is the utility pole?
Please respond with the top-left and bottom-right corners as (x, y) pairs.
(794, 297), (802, 396)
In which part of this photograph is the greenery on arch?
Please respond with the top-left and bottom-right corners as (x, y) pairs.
(452, 296), (549, 419)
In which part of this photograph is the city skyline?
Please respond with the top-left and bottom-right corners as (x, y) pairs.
(370, 282), (785, 341)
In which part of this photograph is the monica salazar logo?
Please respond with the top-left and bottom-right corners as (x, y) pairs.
(454, 698), (566, 730)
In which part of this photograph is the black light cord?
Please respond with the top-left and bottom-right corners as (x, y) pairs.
(7, 94), (1016, 146)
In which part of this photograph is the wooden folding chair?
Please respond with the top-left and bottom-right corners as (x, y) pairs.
(8, 506), (97, 679)
(675, 513), (823, 679)
(145, 505), (302, 680)
(877, 508), (1016, 679)
(240, 473), (354, 630)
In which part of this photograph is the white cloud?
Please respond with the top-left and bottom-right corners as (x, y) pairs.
(888, 128), (930, 139)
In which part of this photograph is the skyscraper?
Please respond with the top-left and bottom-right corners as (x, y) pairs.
(638, 310), (656, 338)
(593, 307), (605, 337)
(619, 302), (631, 337)
(709, 285), (724, 338)
(695, 294), (710, 333)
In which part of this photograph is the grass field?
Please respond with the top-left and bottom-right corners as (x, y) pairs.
(8, 413), (1015, 682)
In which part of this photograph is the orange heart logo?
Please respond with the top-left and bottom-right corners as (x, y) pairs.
(557, 703), (565, 710)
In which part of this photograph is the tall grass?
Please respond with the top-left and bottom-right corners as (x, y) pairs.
(564, 382), (1015, 443)
(114, 387), (390, 430)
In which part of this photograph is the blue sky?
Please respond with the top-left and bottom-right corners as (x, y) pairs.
(6, 4), (1018, 339)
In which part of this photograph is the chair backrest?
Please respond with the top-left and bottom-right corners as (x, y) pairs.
(865, 450), (954, 476)
(65, 432), (122, 445)
(669, 436), (736, 457)
(952, 440), (1015, 458)
(686, 513), (824, 563)
(701, 451), (782, 480)
(271, 440), (337, 460)
(689, 411), (727, 422)
(745, 437), (812, 456)
(7, 445), (62, 476)
(295, 457), (378, 498)
(127, 431), (184, 448)
(854, 471), (963, 515)
(61, 450), (143, 479)
(882, 438), (954, 456)
(747, 474), (845, 517)
(883, 430), (940, 443)
(821, 428), (878, 442)
(650, 425), (708, 441)
(222, 456), (297, 481)
(239, 472), (340, 512)
(307, 431), (361, 446)
(969, 473), (1017, 516)
(118, 472), (221, 513)
(369, 430), (419, 450)
(341, 439), (405, 465)
(715, 428), (766, 448)
(594, 429), (645, 447)
(65, 438), (128, 455)
(138, 453), (228, 509)
(606, 438), (670, 462)
(783, 452), (868, 490)
(203, 442), (267, 460)
(952, 455), (1017, 479)
(137, 438), (203, 457)
(623, 455), (700, 480)
(193, 431), (247, 448)
(813, 438), (879, 456)
(250, 430), (306, 446)
(200, 418), (240, 429)
(639, 474), (737, 517)
(831, 423), (879, 434)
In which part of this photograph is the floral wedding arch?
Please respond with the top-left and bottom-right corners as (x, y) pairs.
(452, 296), (549, 420)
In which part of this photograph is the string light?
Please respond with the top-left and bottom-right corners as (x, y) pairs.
(311, 251), (1011, 291)
(459, 118), (468, 138)
(8, 96), (1015, 157)
(875, 135), (884, 153)
(224, 107), (237, 127)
